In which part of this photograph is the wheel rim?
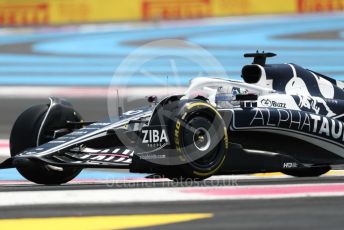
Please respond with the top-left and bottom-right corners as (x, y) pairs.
(193, 127), (211, 152)
(181, 115), (223, 169)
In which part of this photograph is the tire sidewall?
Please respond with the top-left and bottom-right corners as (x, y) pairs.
(172, 100), (228, 179)
(10, 103), (82, 185)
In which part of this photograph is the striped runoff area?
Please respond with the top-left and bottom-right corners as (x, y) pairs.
(2, 183), (344, 207)
(0, 14), (344, 98)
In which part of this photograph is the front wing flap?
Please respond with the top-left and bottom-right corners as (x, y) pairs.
(14, 146), (134, 169)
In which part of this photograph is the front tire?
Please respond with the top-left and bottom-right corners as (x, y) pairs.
(10, 103), (82, 185)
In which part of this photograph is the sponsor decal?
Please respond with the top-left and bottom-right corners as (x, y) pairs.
(76, 154), (132, 163)
(260, 99), (286, 108)
(0, 3), (49, 26)
(69, 148), (133, 164)
(298, 0), (344, 12)
(283, 162), (298, 168)
(142, 128), (169, 147)
(139, 126), (170, 149)
(142, 0), (212, 20)
(233, 108), (344, 144)
(292, 95), (336, 117)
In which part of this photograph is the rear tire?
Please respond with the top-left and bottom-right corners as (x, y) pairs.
(10, 104), (82, 185)
(169, 100), (228, 181)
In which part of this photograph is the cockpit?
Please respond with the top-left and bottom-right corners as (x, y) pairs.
(183, 77), (273, 109)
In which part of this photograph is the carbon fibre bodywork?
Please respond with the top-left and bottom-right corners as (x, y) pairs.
(2, 53), (344, 180)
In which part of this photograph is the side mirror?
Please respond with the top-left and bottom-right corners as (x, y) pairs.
(147, 95), (158, 104)
(235, 94), (258, 101)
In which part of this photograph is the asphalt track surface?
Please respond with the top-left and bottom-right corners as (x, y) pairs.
(2, 14), (344, 229)
(1, 176), (344, 229)
(1, 198), (344, 230)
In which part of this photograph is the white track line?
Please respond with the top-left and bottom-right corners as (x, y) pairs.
(0, 86), (186, 98)
(2, 183), (344, 207)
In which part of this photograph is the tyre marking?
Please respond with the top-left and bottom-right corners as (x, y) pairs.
(36, 97), (54, 146)
(224, 127), (229, 149)
(174, 120), (182, 153)
(186, 102), (222, 119)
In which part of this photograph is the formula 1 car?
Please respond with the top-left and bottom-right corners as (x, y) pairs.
(1, 52), (344, 185)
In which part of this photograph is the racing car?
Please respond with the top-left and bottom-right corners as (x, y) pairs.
(1, 52), (344, 185)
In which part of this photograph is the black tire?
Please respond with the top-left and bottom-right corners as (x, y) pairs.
(10, 104), (82, 185)
(282, 166), (330, 177)
(169, 100), (228, 180)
